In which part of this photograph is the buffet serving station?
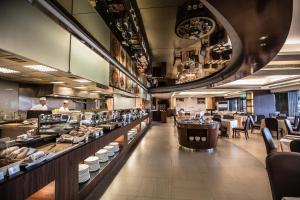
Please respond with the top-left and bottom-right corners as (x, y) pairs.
(177, 119), (219, 150)
(0, 111), (150, 200)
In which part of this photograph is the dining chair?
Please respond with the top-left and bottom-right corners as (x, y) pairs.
(173, 115), (177, 126)
(256, 114), (265, 125)
(292, 115), (300, 131)
(249, 115), (260, 133)
(266, 152), (300, 200)
(262, 128), (277, 155)
(265, 118), (283, 139)
(213, 114), (221, 119)
(294, 119), (300, 132)
(251, 115), (257, 122)
(232, 117), (250, 139)
(290, 140), (300, 153)
(213, 117), (227, 137)
(277, 115), (287, 120)
(284, 119), (300, 136)
(223, 115), (234, 120)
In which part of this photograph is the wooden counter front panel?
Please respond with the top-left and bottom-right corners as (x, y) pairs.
(177, 122), (219, 149)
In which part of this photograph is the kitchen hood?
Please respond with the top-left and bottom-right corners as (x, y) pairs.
(19, 84), (113, 100)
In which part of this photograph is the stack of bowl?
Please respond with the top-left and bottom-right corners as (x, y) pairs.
(78, 164), (90, 183)
(95, 149), (109, 162)
(141, 121), (146, 130)
(103, 145), (115, 157)
(128, 129), (137, 140)
(109, 142), (120, 153)
(84, 156), (100, 172)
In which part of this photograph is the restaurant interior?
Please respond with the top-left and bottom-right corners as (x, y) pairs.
(0, 0), (300, 200)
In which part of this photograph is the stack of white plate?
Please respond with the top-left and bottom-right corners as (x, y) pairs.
(128, 129), (137, 140)
(84, 156), (100, 172)
(104, 145), (115, 157)
(95, 149), (109, 162)
(141, 122), (146, 130)
(109, 142), (120, 152)
(128, 132), (134, 140)
(78, 164), (90, 183)
(131, 128), (138, 133)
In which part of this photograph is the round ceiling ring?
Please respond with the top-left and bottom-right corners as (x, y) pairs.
(175, 16), (216, 40)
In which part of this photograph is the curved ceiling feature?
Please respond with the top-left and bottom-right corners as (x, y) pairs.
(143, 0), (293, 93)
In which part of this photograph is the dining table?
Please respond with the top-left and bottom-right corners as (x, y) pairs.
(234, 115), (248, 127)
(260, 118), (288, 136)
(221, 119), (238, 138)
(279, 134), (300, 152)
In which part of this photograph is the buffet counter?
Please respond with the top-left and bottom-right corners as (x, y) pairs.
(0, 123), (37, 138)
(177, 120), (219, 150)
(0, 115), (151, 200)
(152, 110), (167, 123)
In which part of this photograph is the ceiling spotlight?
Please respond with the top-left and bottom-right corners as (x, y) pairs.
(74, 79), (91, 83)
(260, 43), (267, 47)
(24, 65), (57, 72)
(51, 81), (65, 84)
(74, 86), (87, 89)
(259, 35), (268, 40)
(0, 67), (20, 74)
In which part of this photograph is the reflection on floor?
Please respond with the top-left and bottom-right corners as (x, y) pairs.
(225, 130), (280, 165)
(101, 120), (272, 200)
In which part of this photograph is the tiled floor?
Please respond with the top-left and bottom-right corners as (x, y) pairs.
(101, 120), (272, 200)
(225, 130), (280, 165)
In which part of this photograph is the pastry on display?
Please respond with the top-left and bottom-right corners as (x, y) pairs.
(109, 142), (119, 153)
(0, 146), (19, 158)
(26, 151), (45, 162)
(95, 149), (109, 163)
(103, 145), (115, 157)
(78, 164), (90, 183)
(84, 156), (100, 172)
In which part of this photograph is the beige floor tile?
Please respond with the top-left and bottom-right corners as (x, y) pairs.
(101, 118), (272, 200)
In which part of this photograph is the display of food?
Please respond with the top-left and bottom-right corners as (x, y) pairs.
(0, 110), (149, 181)
(95, 149), (109, 163)
(57, 125), (103, 143)
(84, 156), (100, 172)
(24, 151), (45, 163)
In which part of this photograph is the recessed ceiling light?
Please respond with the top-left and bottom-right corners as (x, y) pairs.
(23, 65), (57, 72)
(4, 88), (14, 91)
(74, 79), (91, 83)
(74, 86), (87, 89)
(0, 67), (20, 74)
(179, 91), (227, 95)
(51, 81), (65, 84)
(259, 35), (268, 40)
(260, 43), (267, 47)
